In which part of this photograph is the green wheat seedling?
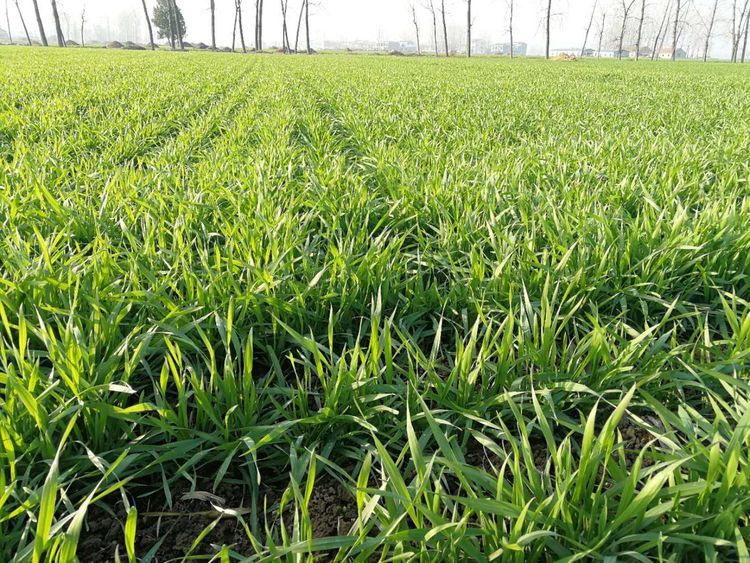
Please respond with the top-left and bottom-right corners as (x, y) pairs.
(0, 46), (749, 562)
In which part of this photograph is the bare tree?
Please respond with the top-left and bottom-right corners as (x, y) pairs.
(280, 0), (290, 52)
(742, 4), (750, 61)
(671, 0), (682, 60)
(166, 0), (176, 48)
(295, 0), (304, 52)
(4, 0), (12, 43)
(50, 0), (65, 46)
(426, 0), (439, 56)
(232, 0), (238, 50)
(508, 0), (514, 58)
(700, 0), (719, 61)
(141, 0), (155, 50)
(731, 0), (750, 62)
(211, 0), (216, 50)
(80, 5), (85, 47)
(410, 3), (421, 55)
(14, 0), (32, 45)
(731, 0), (739, 61)
(466, 0), (472, 57)
(237, 0), (246, 52)
(652, 0), (671, 60)
(581, 0), (598, 57)
(634, 0), (646, 60)
(172, 0), (184, 49)
(31, 0), (47, 45)
(255, 0), (264, 51)
(441, 0), (449, 56)
(545, 0), (552, 59)
(617, 0), (636, 60)
(656, 4), (672, 56)
(597, 10), (606, 58)
(305, 0), (311, 54)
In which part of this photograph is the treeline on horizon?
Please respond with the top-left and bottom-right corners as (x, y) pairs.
(2, 0), (749, 62)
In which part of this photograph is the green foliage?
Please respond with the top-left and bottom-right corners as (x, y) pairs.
(152, 0), (186, 42)
(0, 47), (749, 561)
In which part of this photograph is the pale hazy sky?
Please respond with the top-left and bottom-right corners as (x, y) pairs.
(2, 0), (737, 58)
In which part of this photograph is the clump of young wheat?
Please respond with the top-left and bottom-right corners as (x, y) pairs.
(0, 47), (749, 561)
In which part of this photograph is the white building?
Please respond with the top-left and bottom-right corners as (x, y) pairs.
(658, 47), (687, 60)
(628, 46), (653, 59)
(597, 49), (629, 59)
(491, 42), (527, 57)
(471, 38), (492, 55)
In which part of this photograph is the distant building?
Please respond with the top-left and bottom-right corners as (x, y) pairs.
(397, 41), (417, 53)
(550, 47), (595, 58)
(658, 47), (687, 60)
(597, 49), (629, 59)
(471, 38), (491, 55)
(627, 46), (653, 59)
(376, 40), (402, 52)
(491, 42), (527, 57)
(323, 39), (416, 53)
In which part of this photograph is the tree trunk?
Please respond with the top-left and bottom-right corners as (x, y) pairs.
(280, 0), (289, 52)
(671, 0), (681, 61)
(259, 0), (264, 51)
(703, 0), (718, 62)
(172, 0), (184, 49)
(508, 0), (514, 58)
(729, 0), (737, 62)
(238, 0), (246, 53)
(211, 0), (216, 50)
(597, 11), (606, 58)
(618, 1), (635, 61)
(5, 0), (12, 44)
(166, 0), (176, 49)
(731, 1), (750, 62)
(411, 5), (421, 55)
(294, 0), (304, 52)
(14, 1), (32, 45)
(466, 0), (471, 57)
(232, 3), (238, 51)
(429, 0), (438, 56)
(80, 8), (85, 47)
(581, 0), (597, 57)
(255, 0), (264, 51)
(50, 0), (65, 46)
(545, 0), (552, 59)
(652, 1), (671, 61)
(742, 7), (750, 62)
(141, 0), (155, 50)
(635, 0), (645, 60)
(31, 0), (47, 45)
(305, 0), (311, 54)
(656, 7), (670, 57)
(441, 0), (448, 56)
(730, 0), (739, 62)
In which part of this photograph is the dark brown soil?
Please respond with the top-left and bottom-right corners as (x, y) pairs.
(466, 440), (502, 473)
(530, 438), (550, 472)
(284, 477), (358, 539)
(77, 474), (360, 562)
(619, 416), (659, 467)
(77, 483), (257, 562)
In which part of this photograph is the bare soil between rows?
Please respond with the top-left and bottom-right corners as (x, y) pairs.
(77, 477), (357, 562)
